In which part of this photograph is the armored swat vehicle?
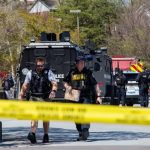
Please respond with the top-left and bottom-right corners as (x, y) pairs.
(16, 32), (114, 103)
(84, 48), (114, 104)
(16, 31), (84, 99)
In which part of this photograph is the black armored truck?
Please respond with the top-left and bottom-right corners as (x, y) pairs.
(16, 31), (115, 104)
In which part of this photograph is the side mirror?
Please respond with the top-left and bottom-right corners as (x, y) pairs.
(94, 63), (100, 71)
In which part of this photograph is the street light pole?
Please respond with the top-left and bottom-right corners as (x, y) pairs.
(77, 14), (80, 43)
(57, 18), (62, 34)
(70, 10), (81, 44)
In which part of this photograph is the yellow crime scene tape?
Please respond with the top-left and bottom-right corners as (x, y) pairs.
(0, 99), (150, 126)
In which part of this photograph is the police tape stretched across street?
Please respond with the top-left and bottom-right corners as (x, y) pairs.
(1, 99), (150, 126)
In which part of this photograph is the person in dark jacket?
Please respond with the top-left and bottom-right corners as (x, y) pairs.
(2, 73), (15, 99)
(63, 56), (101, 141)
(136, 67), (150, 107)
(19, 57), (58, 144)
(114, 68), (127, 106)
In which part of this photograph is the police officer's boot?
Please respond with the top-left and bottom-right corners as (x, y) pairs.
(77, 129), (89, 141)
(143, 101), (148, 107)
(140, 100), (144, 107)
(27, 132), (37, 144)
(43, 134), (49, 143)
(77, 132), (82, 141)
(146, 101), (149, 107)
(82, 128), (89, 140)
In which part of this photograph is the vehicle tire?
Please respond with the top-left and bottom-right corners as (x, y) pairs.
(111, 98), (119, 105)
(126, 102), (133, 106)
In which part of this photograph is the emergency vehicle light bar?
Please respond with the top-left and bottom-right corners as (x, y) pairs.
(27, 42), (77, 49)
(29, 42), (73, 46)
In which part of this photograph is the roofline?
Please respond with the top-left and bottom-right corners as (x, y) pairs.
(29, 0), (50, 13)
(37, 0), (51, 9)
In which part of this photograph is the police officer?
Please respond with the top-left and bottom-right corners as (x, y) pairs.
(63, 56), (101, 141)
(2, 73), (15, 99)
(136, 67), (150, 107)
(19, 57), (58, 144)
(114, 68), (127, 106)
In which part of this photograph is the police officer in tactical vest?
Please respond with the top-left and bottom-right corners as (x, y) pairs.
(63, 56), (101, 141)
(19, 57), (58, 144)
(114, 68), (127, 106)
(136, 67), (150, 107)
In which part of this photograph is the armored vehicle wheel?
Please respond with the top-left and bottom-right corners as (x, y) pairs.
(126, 102), (133, 106)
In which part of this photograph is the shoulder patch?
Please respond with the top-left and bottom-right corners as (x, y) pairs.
(44, 70), (48, 74)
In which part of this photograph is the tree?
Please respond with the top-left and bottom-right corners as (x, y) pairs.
(56, 0), (120, 48)
(19, 10), (62, 41)
(0, 7), (26, 76)
(108, 0), (150, 63)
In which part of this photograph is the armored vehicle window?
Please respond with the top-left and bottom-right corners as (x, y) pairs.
(34, 49), (46, 57)
(53, 49), (64, 56)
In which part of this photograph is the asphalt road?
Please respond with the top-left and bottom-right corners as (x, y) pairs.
(1, 146), (150, 150)
(1, 119), (150, 150)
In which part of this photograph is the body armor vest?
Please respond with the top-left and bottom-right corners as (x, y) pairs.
(30, 69), (51, 97)
(139, 71), (149, 89)
(141, 72), (148, 83)
(115, 74), (126, 86)
(64, 67), (97, 100)
(71, 68), (90, 90)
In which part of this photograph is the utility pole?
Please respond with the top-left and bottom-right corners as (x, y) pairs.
(70, 10), (81, 44)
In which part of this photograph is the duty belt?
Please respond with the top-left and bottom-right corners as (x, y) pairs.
(31, 93), (49, 98)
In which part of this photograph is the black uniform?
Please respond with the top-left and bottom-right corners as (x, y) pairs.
(2, 75), (14, 99)
(63, 67), (97, 140)
(114, 71), (127, 105)
(136, 70), (150, 107)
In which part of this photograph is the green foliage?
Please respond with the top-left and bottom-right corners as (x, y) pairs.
(108, 0), (150, 66)
(56, 0), (119, 48)
(2, 0), (149, 72)
(0, 8), (25, 73)
(19, 10), (63, 42)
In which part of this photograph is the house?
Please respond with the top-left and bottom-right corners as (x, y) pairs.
(25, 0), (36, 2)
(29, 0), (60, 14)
(20, 0), (36, 4)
